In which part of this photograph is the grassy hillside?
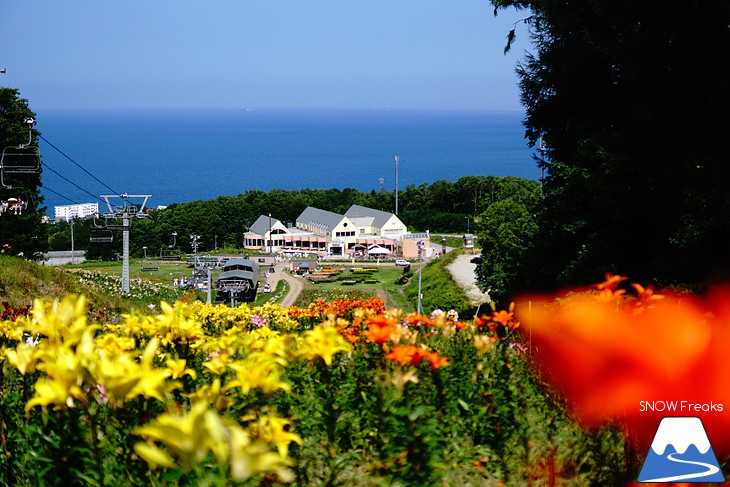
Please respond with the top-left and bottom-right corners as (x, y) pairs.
(404, 250), (477, 317)
(0, 255), (184, 320)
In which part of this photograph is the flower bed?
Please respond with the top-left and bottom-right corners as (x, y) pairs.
(0, 290), (635, 485)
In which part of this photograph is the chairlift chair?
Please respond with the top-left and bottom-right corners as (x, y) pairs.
(159, 232), (179, 260)
(100, 212), (131, 231)
(89, 229), (113, 244)
(88, 215), (114, 243)
(105, 223), (131, 231)
(0, 145), (42, 174)
(0, 118), (42, 175)
(159, 248), (180, 261)
(0, 187), (30, 216)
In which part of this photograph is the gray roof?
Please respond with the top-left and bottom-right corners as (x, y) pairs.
(249, 215), (281, 235)
(403, 233), (430, 240)
(345, 205), (395, 229)
(297, 206), (345, 231)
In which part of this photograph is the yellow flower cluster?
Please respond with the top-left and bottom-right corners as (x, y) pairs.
(133, 402), (296, 482)
(5, 296), (178, 409)
(0, 294), (354, 483)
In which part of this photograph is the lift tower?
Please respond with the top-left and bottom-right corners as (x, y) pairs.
(100, 194), (151, 294)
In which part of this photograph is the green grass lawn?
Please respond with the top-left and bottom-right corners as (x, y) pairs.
(294, 265), (415, 311)
(69, 259), (195, 281)
(65, 252), (474, 318)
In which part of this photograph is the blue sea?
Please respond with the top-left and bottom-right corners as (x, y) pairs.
(35, 108), (539, 213)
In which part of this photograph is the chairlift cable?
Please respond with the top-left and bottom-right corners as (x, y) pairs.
(41, 185), (82, 205)
(39, 134), (120, 196)
(42, 162), (105, 203)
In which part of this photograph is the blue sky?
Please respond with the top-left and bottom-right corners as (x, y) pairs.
(1, 1), (531, 112)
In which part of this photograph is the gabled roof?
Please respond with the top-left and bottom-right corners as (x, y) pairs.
(297, 206), (346, 231)
(345, 205), (398, 229)
(249, 215), (283, 235)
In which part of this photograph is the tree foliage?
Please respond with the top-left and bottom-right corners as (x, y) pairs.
(491, 0), (730, 293)
(0, 88), (47, 258)
(45, 176), (541, 258)
(475, 198), (538, 303)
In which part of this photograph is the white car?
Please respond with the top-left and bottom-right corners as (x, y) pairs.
(395, 259), (409, 266)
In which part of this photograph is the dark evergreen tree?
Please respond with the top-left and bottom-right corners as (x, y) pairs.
(475, 198), (538, 303)
(0, 88), (47, 258)
(491, 0), (730, 292)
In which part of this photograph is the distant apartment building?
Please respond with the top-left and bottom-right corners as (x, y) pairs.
(54, 202), (99, 221)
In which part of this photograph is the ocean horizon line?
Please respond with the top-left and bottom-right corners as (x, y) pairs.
(36, 106), (527, 116)
(36, 108), (538, 212)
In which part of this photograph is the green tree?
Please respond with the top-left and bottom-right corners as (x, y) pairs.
(475, 198), (537, 303)
(0, 88), (47, 258)
(491, 0), (730, 292)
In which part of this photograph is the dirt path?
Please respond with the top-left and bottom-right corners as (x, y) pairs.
(268, 263), (304, 308)
(447, 253), (491, 305)
(269, 254), (487, 310)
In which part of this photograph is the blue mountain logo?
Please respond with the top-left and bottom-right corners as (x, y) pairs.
(638, 417), (725, 483)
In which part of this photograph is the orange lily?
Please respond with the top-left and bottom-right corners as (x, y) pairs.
(517, 280), (730, 458)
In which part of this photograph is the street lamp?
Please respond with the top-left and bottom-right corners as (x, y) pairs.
(142, 246), (148, 259)
(190, 235), (200, 269)
(70, 217), (75, 265)
(441, 237), (446, 256)
(416, 240), (424, 315)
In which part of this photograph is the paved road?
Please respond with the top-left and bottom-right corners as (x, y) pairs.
(447, 253), (491, 306)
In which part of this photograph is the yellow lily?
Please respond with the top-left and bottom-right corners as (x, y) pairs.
(299, 323), (353, 366)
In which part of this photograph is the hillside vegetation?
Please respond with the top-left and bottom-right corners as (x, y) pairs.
(0, 255), (183, 319)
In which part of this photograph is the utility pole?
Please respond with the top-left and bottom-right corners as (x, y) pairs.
(206, 270), (212, 304)
(394, 156), (400, 215)
(70, 217), (75, 265)
(539, 136), (547, 185)
(416, 240), (424, 315)
(101, 194), (151, 294)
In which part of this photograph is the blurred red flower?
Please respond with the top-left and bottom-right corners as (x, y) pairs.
(516, 275), (730, 460)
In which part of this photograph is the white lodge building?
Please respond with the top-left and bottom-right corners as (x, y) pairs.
(243, 204), (429, 258)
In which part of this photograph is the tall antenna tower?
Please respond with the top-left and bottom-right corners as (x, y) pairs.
(394, 155), (400, 215)
(100, 194), (151, 294)
(538, 136), (547, 186)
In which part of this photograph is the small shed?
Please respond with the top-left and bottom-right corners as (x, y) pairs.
(250, 255), (277, 267)
(288, 259), (317, 274)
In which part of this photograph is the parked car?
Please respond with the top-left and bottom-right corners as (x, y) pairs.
(395, 259), (409, 266)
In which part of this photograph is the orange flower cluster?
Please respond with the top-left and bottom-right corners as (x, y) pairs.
(287, 297), (386, 319)
(337, 322), (361, 344)
(403, 313), (436, 327)
(361, 314), (399, 344)
(474, 304), (520, 339)
(517, 273), (730, 457)
(385, 344), (450, 370)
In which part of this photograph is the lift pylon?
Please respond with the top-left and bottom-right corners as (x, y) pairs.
(100, 194), (151, 294)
